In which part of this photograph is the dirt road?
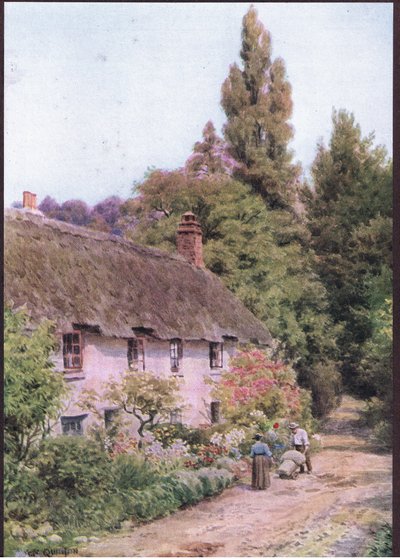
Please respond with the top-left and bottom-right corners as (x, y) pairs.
(81, 396), (391, 557)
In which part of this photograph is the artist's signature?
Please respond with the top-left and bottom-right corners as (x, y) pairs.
(19, 548), (78, 557)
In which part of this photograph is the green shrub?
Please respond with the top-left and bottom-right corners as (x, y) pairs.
(299, 362), (342, 418)
(47, 491), (125, 532)
(121, 466), (234, 522)
(365, 398), (392, 450)
(197, 467), (234, 496)
(36, 436), (113, 498)
(183, 427), (212, 447)
(4, 533), (21, 558)
(366, 523), (392, 556)
(112, 453), (160, 491)
(165, 470), (204, 505)
(4, 456), (47, 524)
(151, 423), (211, 447)
(127, 483), (180, 521)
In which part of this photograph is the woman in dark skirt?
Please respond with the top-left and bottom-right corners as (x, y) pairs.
(250, 434), (273, 490)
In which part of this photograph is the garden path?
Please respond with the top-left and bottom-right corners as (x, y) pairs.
(80, 395), (391, 557)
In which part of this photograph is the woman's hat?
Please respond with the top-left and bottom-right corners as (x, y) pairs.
(288, 422), (299, 429)
(253, 433), (263, 440)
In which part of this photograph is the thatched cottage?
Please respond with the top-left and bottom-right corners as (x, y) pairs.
(4, 194), (272, 434)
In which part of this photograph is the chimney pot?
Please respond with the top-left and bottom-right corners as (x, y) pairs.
(23, 191), (37, 210)
(176, 212), (204, 268)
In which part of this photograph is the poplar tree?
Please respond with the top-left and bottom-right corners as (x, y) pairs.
(221, 5), (300, 209)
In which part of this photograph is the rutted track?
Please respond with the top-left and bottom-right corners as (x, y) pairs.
(81, 396), (391, 557)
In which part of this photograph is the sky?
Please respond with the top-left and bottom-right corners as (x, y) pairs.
(4, 2), (393, 208)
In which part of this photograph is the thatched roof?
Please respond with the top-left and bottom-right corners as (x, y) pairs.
(4, 209), (272, 345)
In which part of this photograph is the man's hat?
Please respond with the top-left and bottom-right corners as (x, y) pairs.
(288, 422), (299, 429)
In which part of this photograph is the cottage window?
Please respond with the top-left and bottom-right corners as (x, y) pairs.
(127, 338), (145, 371)
(209, 342), (223, 369)
(210, 401), (221, 424)
(170, 410), (183, 425)
(61, 414), (87, 436)
(170, 339), (183, 371)
(104, 408), (120, 430)
(63, 331), (82, 369)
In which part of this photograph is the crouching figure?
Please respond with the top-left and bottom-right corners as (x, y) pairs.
(277, 449), (306, 480)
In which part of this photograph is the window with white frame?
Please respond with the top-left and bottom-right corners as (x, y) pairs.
(209, 342), (223, 369)
(127, 338), (145, 371)
(170, 339), (183, 371)
(61, 414), (87, 436)
(63, 331), (82, 369)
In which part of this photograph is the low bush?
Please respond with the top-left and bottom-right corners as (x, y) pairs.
(4, 456), (47, 524)
(364, 398), (392, 450)
(122, 466), (234, 522)
(366, 523), (392, 556)
(196, 467), (234, 496)
(151, 423), (211, 448)
(5, 431), (236, 543)
(112, 453), (160, 491)
(298, 361), (342, 418)
(165, 470), (204, 505)
(36, 436), (113, 498)
(46, 491), (124, 532)
(125, 483), (181, 520)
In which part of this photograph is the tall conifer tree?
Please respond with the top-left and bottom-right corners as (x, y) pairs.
(305, 109), (392, 394)
(221, 6), (300, 209)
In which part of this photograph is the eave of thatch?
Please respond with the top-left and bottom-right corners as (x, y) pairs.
(4, 209), (272, 345)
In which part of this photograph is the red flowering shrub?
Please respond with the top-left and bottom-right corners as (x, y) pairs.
(207, 348), (309, 425)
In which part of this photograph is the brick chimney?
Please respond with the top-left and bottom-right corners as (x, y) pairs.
(176, 212), (204, 268)
(23, 191), (37, 210)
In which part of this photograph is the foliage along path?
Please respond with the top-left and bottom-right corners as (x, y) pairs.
(81, 396), (391, 557)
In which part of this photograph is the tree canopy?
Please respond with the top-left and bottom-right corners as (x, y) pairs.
(221, 6), (300, 209)
(304, 109), (392, 395)
(4, 306), (68, 462)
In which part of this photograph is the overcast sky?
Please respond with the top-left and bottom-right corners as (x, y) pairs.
(4, 2), (393, 208)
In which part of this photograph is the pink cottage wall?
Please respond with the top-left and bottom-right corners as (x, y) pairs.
(52, 333), (237, 435)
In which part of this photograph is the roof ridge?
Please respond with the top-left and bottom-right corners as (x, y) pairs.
(5, 207), (192, 265)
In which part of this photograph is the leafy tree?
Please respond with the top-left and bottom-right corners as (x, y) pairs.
(4, 305), (68, 462)
(38, 196), (61, 217)
(185, 120), (238, 178)
(90, 371), (184, 437)
(91, 195), (123, 228)
(221, 5), (300, 209)
(57, 199), (92, 226)
(305, 109), (392, 393)
(360, 295), (392, 447)
(129, 170), (341, 416)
